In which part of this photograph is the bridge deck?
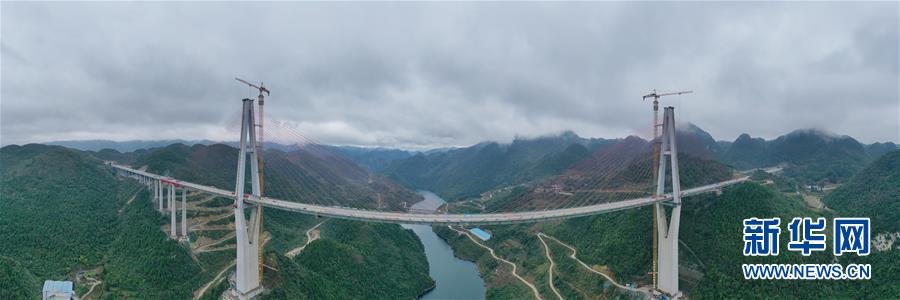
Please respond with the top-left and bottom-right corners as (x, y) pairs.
(110, 164), (748, 225)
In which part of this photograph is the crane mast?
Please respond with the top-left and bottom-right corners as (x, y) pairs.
(641, 89), (691, 290)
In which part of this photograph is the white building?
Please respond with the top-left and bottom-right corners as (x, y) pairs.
(42, 280), (73, 300)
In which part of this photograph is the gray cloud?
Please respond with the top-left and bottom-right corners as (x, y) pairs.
(2, 2), (898, 148)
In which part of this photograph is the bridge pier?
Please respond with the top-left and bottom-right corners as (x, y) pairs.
(654, 107), (683, 298)
(170, 184), (177, 239)
(182, 188), (188, 239)
(153, 179), (158, 210)
(158, 179), (164, 212)
(152, 179), (157, 208)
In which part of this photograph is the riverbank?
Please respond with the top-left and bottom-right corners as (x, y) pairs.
(405, 190), (486, 300)
(402, 224), (486, 300)
(433, 225), (539, 299)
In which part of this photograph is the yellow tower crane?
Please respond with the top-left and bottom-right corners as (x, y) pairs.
(236, 77), (270, 282)
(642, 89), (691, 290)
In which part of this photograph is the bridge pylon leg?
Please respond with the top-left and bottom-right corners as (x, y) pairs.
(152, 180), (156, 208)
(182, 188), (188, 239)
(158, 180), (164, 212)
(233, 98), (264, 299)
(153, 180), (158, 211)
(654, 107), (683, 298)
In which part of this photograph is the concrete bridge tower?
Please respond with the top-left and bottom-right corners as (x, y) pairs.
(655, 106), (682, 297)
(233, 98), (264, 299)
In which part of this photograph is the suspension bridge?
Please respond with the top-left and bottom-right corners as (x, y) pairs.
(110, 93), (748, 299)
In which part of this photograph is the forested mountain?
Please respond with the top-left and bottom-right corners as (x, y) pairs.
(382, 125), (729, 202)
(440, 181), (899, 299)
(1, 143), (432, 299)
(865, 142), (899, 159)
(824, 150), (900, 232)
(677, 123), (723, 158)
(46, 139), (216, 152)
(382, 131), (615, 201)
(428, 128), (898, 299)
(431, 137), (736, 297)
(0, 144), (204, 298)
(84, 148), (147, 164)
(328, 145), (415, 171)
(770, 130), (866, 183)
(719, 133), (769, 169)
(720, 129), (871, 184)
(123, 143), (431, 298)
(7, 127), (896, 299)
(0, 256), (42, 299)
(124, 143), (421, 210)
(267, 220), (433, 299)
(681, 184), (898, 298)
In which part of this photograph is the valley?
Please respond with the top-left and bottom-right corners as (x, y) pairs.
(378, 126), (899, 299)
(1, 125), (898, 299)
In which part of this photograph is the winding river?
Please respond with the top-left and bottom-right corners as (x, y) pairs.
(403, 191), (486, 300)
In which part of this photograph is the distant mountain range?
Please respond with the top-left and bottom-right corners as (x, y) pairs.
(381, 131), (615, 200)
(424, 137), (900, 299)
(110, 143), (421, 210)
(46, 139), (219, 152)
(717, 129), (897, 184)
(42, 125), (899, 194)
(5, 125), (898, 299)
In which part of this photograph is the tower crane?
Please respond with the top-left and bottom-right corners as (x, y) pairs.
(641, 89), (691, 291)
(235, 77), (270, 282)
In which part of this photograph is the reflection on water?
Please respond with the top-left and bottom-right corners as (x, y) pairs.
(409, 190), (446, 212)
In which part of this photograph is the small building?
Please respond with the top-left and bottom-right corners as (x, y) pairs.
(469, 228), (492, 241)
(42, 280), (73, 300)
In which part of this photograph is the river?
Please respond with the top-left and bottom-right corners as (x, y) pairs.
(402, 191), (486, 300)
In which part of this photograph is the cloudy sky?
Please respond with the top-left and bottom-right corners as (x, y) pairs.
(2, 2), (898, 148)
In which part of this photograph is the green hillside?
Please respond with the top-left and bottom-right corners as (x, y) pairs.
(0, 144), (205, 298)
(0, 256), (42, 299)
(439, 182), (899, 299)
(383, 132), (613, 201)
(721, 130), (869, 185)
(330, 145), (415, 171)
(0, 144), (118, 278)
(684, 184), (899, 298)
(720, 134), (769, 169)
(429, 139), (897, 299)
(824, 149), (900, 232)
(0, 143), (432, 299)
(123, 143), (433, 298)
(864, 142), (899, 159)
(265, 220), (433, 299)
(101, 182), (203, 298)
(133, 143), (420, 210)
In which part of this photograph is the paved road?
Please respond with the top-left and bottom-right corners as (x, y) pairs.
(112, 164), (747, 225)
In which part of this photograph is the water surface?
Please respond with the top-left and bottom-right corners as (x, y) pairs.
(404, 191), (486, 300)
